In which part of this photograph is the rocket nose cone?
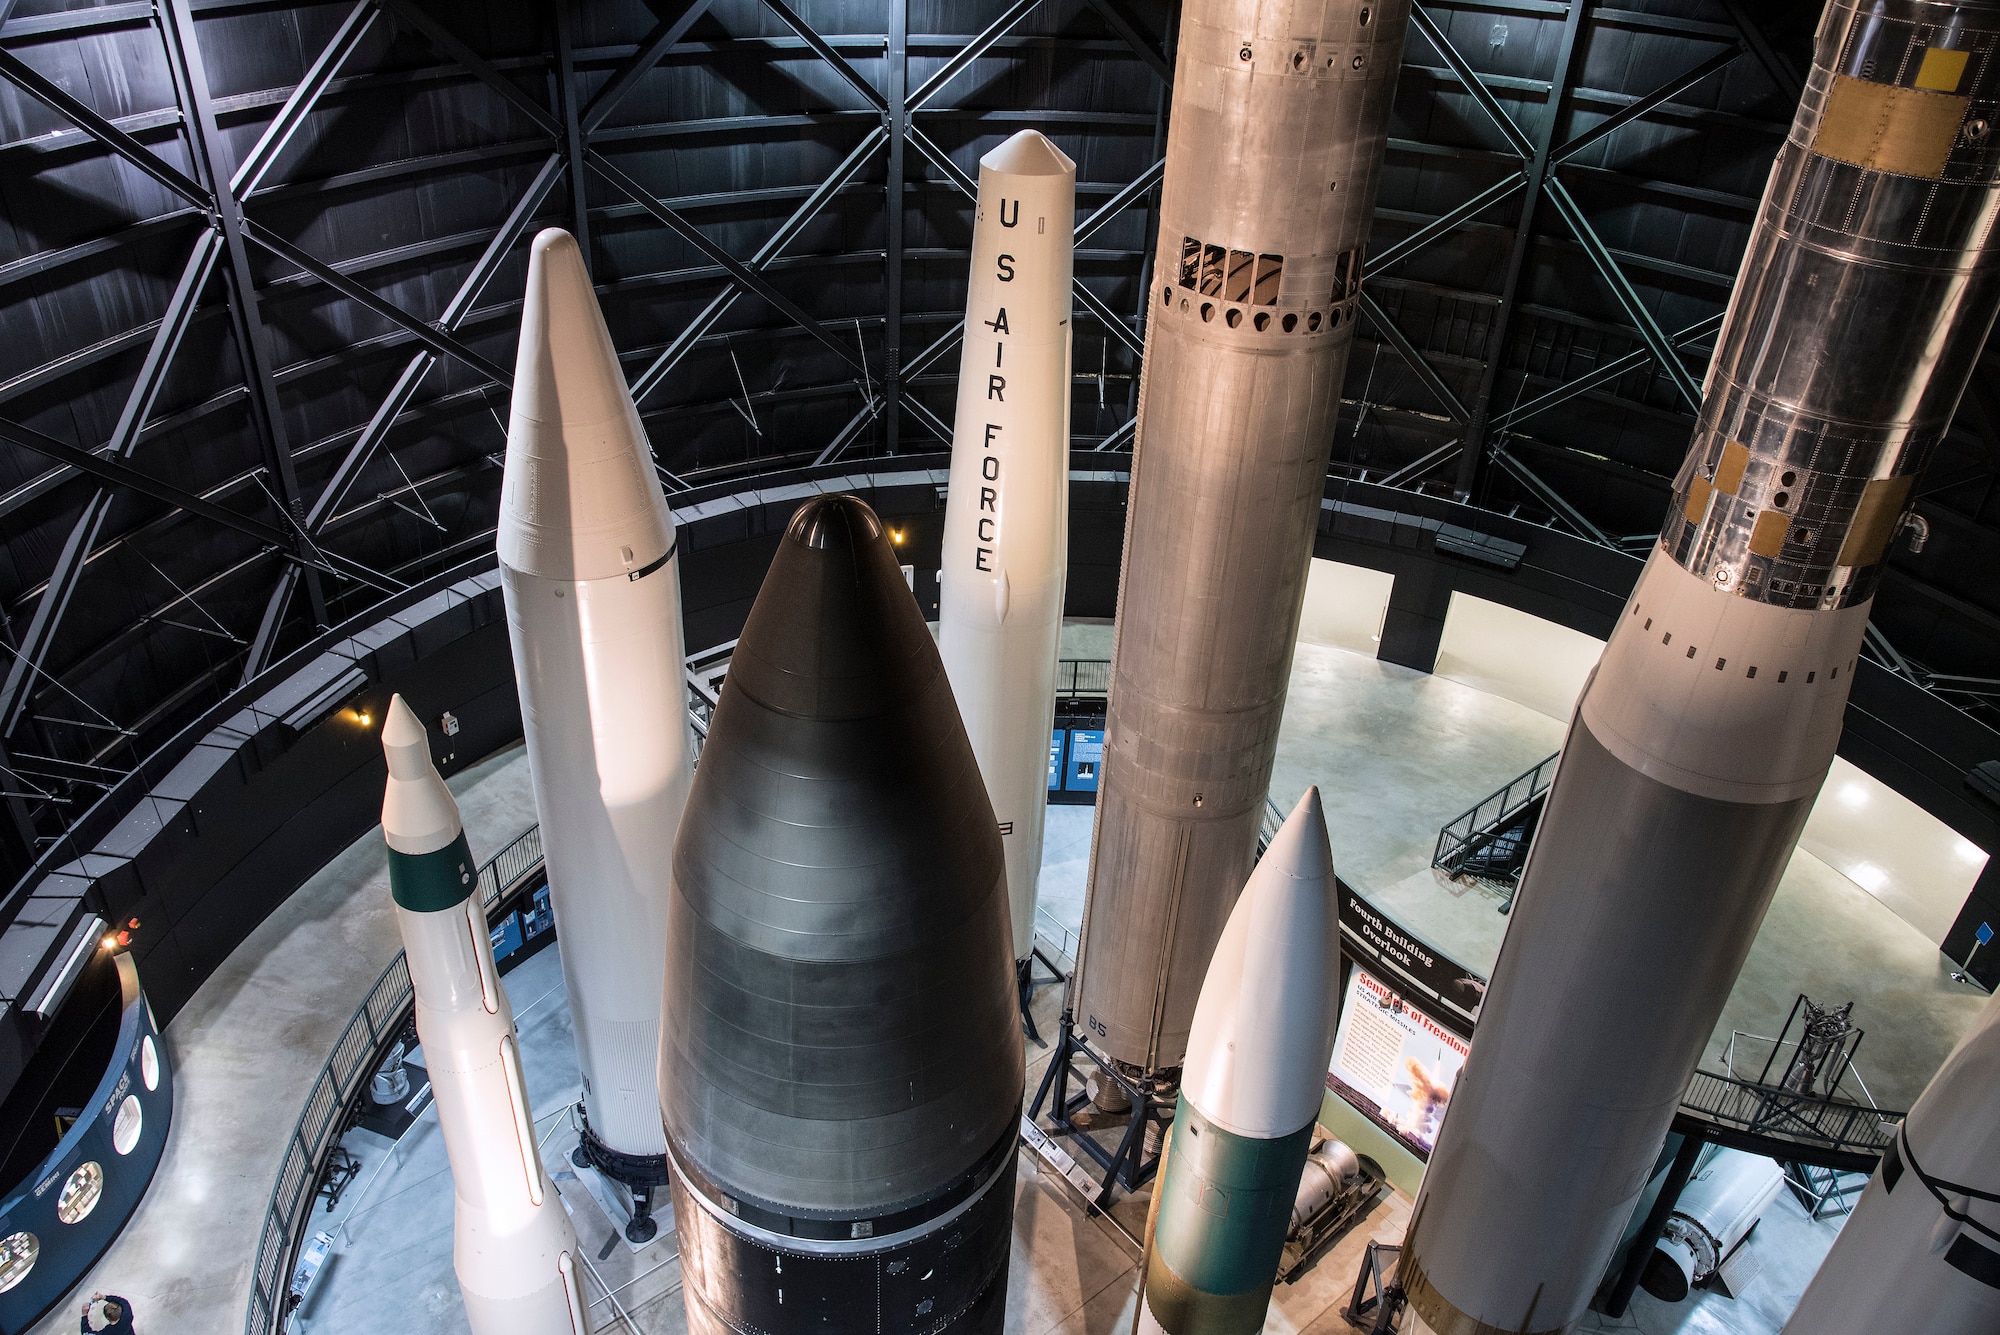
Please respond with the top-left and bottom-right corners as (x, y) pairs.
(730, 495), (936, 721)
(1264, 785), (1334, 883)
(980, 128), (1076, 177)
(499, 227), (674, 581)
(513, 227), (631, 430)
(380, 694), (432, 781)
(785, 493), (884, 551)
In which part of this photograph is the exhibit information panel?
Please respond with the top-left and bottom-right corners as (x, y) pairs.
(1327, 965), (1469, 1159)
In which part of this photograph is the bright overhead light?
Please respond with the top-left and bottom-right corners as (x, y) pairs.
(1838, 783), (1869, 807)
(1849, 862), (1888, 892)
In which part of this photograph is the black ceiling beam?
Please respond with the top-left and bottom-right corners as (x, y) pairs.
(377, 0), (562, 137)
(231, 0), (378, 197)
(553, 0), (592, 267)
(1367, 170), (1527, 276)
(908, 0), (1040, 110)
(306, 152), (563, 533)
(1452, 0), (1587, 501)
(761, 0), (887, 112)
(161, 0), (330, 627)
(1359, 290), (1471, 424)
(0, 232), (221, 735)
(0, 416), (393, 593)
(1550, 41), (1743, 167)
(1081, 0), (1171, 85)
(1076, 158), (1164, 243)
(885, 0), (907, 452)
(629, 126), (887, 401)
(0, 45), (210, 207)
(1717, 0), (1804, 103)
(581, 0), (713, 133)
(1492, 312), (1722, 433)
(1542, 178), (1703, 406)
(242, 220), (515, 385)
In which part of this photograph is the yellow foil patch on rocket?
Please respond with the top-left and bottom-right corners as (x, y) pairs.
(1813, 74), (1969, 178)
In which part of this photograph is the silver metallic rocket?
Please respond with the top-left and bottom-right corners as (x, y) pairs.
(1076, 0), (1412, 1078)
(1403, 6), (2000, 1332)
(938, 128), (1076, 979)
(1140, 788), (1339, 1335)
(661, 495), (1024, 1335)
(380, 695), (586, 1335)
(498, 228), (694, 1240)
(1782, 987), (2000, 1330)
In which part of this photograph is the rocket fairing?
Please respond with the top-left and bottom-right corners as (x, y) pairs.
(937, 128), (1076, 966)
(1141, 788), (1339, 1335)
(1075, 0), (1412, 1077)
(661, 495), (1024, 1335)
(497, 227), (693, 1233)
(1782, 988), (2000, 1331)
(379, 695), (586, 1335)
(1401, 5), (2000, 1332)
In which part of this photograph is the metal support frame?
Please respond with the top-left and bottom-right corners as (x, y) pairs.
(1026, 1011), (1167, 1205)
(553, 0), (591, 269)
(884, 0), (908, 453)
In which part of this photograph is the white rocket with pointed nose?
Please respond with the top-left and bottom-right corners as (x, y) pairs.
(1782, 987), (2000, 1332)
(1139, 788), (1340, 1335)
(497, 228), (693, 1239)
(937, 129), (1075, 971)
(380, 695), (585, 1334)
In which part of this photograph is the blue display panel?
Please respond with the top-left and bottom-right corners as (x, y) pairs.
(0, 954), (173, 1333)
(1065, 730), (1104, 792)
(489, 911), (524, 964)
(1048, 730), (1066, 791)
(523, 884), (555, 939)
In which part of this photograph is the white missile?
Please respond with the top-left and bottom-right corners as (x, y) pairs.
(1782, 987), (2000, 1331)
(937, 129), (1075, 974)
(1140, 787), (1340, 1335)
(497, 227), (693, 1241)
(380, 694), (586, 1335)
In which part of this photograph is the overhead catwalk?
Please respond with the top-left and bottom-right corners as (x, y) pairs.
(1140, 788), (1340, 1335)
(498, 227), (694, 1241)
(661, 495), (1024, 1335)
(937, 128), (1076, 1011)
(379, 695), (585, 1334)
(1401, 5), (2000, 1332)
(1782, 987), (2000, 1329)
(1075, 0), (1413, 1079)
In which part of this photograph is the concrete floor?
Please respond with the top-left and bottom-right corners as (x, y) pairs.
(30, 631), (1986, 1334)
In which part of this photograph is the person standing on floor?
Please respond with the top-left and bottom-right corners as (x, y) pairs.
(81, 1293), (136, 1333)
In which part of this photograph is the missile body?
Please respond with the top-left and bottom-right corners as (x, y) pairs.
(1140, 788), (1339, 1335)
(1783, 988), (2000, 1331)
(937, 128), (1076, 973)
(498, 228), (693, 1235)
(662, 496), (1024, 1335)
(1075, 0), (1412, 1076)
(380, 695), (585, 1335)
(1402, 6), (2000, 1331)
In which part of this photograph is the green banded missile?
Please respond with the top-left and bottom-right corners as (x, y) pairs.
(1141, 787), (1339, 1335)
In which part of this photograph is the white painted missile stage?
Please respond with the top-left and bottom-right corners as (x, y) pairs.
(498, 227), (693, 1243)
(1400, 4), (2000, 1331)
(937, 128), (1075, 1021)
(1140, 788), (1339, 1335)
(380, 695), (585, 1335)
(1782, 987), (2000, 1331)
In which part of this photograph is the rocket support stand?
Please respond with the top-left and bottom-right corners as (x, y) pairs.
(571, 1106), (673, 1243)
(1016, 945), (1065, 1047)
(1026, 1009), (1168, 1207)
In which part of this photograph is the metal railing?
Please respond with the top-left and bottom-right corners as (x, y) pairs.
(245, 823), (546, 1335)
(1678, 1068), (1901, 1161)
(1257, 795), (1285, 855)
(1055, 658), (1110, 697)
(1034, 904), (1081, 969)
(1432, 752), (1559, 875)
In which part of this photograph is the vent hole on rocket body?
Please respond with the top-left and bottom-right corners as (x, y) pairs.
(1226, 307), (1243, 328)
(1716, 657), (1727, 670)
(1644, 617), (1653, 630)
(1779, 671), (1789, 682)
(1807, 671), (1816, 683)
(1163, 287), (1173, 306)
(1180, 237), (1200, 287)
(1747, 666), (1758, 678)
(1775, 491), (1790, 507)
(1353, 54), (1365, 68)
(1330, 308), (1342, 328)
(1254, 254), (1283, 305)
(1201, 302), (1215, 322)
(1687, 645), (1698, 659)
(1359, 6), (1371, 23)
(1292, 50), (1307, 70)
(1308, 311), (1322, 331)
(1283, 313), (1299, 332)
(1201, 244), (1226, 296)
(1662, 631), (1671, 644)
(1254, 311), (1271, 331)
